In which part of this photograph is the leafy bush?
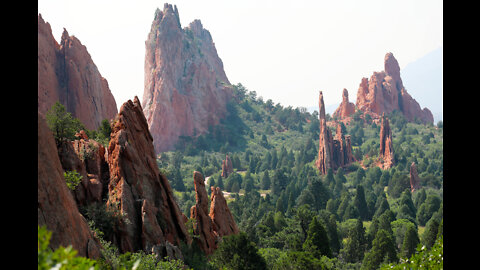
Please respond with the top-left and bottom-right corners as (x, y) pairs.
(63, 170), (82, 190)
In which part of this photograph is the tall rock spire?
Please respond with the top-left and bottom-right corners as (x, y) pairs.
(378, 113), (395, 169)
(142, 4), (232, 153)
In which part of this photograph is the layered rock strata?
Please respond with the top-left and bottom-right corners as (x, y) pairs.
(142, 4), (232, 153)
(106, 97), (190, 253)
(38, 113), (101, 259)
(315, 91), (354, 174)
(38, 14), (117, 130)
(378, 113), (395, 169)
(355, 53), (433, 124)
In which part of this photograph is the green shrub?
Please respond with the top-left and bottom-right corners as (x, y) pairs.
(63, 170), (82, 190)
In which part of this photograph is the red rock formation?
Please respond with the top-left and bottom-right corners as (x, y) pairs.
(378, 113), (395, 169)
(57, 137), (108, 205)
(221, 154), (234, 178)
(316, 91), (334, 175)
(38, 14), (117, 130)
(107, 96), (190, 253)
(209, 186), (239, 237)
(142, 4), (232, 153)
(355, 53), (433, 124)
(190, 171), (217, 255)
(333, 88), (356, 120)
(38, 113), (101, 259)
(409, 162), (421, 192)
(316, 91), (354, 174)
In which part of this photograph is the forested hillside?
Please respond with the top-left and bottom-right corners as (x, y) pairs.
(155, 83), (443, 269)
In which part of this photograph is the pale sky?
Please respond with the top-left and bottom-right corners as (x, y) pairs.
(38, 0), (443, 110)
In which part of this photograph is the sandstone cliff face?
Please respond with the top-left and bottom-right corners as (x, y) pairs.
(142, 4), (232, 153)
(410, 162), (421, 192)
(38, 113), (101, 259)
(316, 91), (354, 174)
(106, 97), (190, 253)
(355, 53), (433, 124)
(38, 14), (117, 130)
(378, 113), (395, 169)
(333, 88), (356, 120)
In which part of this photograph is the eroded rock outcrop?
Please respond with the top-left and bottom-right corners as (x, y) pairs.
(190, 171), (217, 255)
(106, 96), (190, 254)
(333, 88), (356, 120)
(221, 154), (234, 178)
(57, 137), (108, 206)
(142, 4), (232, 153)
(410, 162), (421, 192)
(378, 113), (395, 169)
(209, 187), (239, 237)
(38, 14), (117, 130)
(355, 53), (433, 124)
(315, 91), (354, 174)
(38, 113), (101, 259)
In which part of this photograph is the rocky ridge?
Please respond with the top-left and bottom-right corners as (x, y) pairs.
(38, 14), (117, 130)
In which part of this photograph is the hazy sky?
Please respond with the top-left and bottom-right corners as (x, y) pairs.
(38, 0), (443, 110)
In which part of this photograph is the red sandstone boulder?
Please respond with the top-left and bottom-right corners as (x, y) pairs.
(38, 113), (101, 258)
(378, 113), (395, 169)
(142, 4), (232, 153)
(107, 96), (190, 253)
(38, 14), (117, 130)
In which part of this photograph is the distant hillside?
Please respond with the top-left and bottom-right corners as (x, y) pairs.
(401, 46), (443, 123)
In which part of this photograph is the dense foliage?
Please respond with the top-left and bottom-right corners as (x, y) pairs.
(159, 83), (443, 269)
(41, 83), (443, 269)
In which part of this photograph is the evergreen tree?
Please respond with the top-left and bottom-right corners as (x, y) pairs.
(401, 224), (420, 258)
(361, 229), (398, 270)
(211, 232), (267, 270)
(422, 218), (440, 249)
(343, 219), (367, 263)
(302, 217), (332, 258)
(45, 101), (86, 142)
(354, 185), (369, 221)
(261, 171), (271, 190)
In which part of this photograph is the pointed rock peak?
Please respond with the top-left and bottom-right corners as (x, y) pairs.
(319, 91), (326, 120)
(342, 88), (349, 102)
(384, 52), (401, 78)
(61, 28), (70, 40)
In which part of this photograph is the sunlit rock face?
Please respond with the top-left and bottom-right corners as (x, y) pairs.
(142, 4), (232, 154)
(38, 14), (117, 130)
(355, 53), (433, 124)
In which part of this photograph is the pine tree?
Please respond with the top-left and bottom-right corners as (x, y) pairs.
(343, 219), (366, 263)
(361, 229), (397, 270)
(401, 224), (420, 258)
(354, 185), (369, 221)
(261, 171), (271, 190)
(302, 217), (332, 258)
